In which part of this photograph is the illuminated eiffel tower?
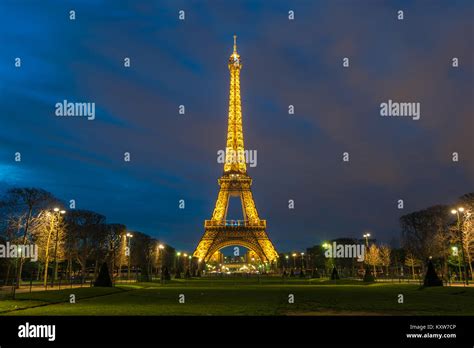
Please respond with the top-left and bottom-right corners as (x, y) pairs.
(193, 36), (278, 267)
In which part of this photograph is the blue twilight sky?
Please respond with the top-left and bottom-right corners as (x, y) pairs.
(0, 0), (473, 253)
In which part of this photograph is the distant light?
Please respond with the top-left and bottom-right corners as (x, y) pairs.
(158, 244), (164, 249)
(60, 210), (66, 214)
(451, 210), (457, 215)
(458, 207), (465, 212)
(53, 207), (59, 212)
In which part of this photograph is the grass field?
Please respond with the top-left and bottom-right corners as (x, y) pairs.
(1, 278), (473, 316)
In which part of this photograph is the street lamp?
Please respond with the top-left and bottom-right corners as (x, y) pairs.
(451, 207), (468, 285)
(451, 246), (463, 283)
(363, 233), (371, 247)
(126, 233), (133, 281)
(158, 244), (165, 279)
(52, 208), (66, 286)
(175, 252), (181, 272)
(292, 253), (297, 268)
(301, 252), (305, 270)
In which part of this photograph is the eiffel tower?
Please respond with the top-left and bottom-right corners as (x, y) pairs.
(193, 36), (278, 268)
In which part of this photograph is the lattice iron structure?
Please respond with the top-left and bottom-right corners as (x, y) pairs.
(193, 36), (279, 266)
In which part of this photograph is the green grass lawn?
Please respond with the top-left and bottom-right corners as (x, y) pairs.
(1, 278), (473, 316)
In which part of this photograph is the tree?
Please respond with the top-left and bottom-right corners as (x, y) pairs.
(94, 262), (112, 287)
(0, 188), (58, 287)
(363, 265), (375, 282)
(400, 205), (451, 266)
(365, 244), (381, 276)
(104, 224), (126, 279)
(30, 210), (66, 286)
(331, 266), (339, 280)
(404, 252), (421, 279)
(380, 244), (391, 277)
(65, 210), (106, 281)
(423, 259), (443, 287)
(452, 203), (473, 281)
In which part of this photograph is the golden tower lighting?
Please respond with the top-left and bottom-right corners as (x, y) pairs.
(193, 36), (278, 266)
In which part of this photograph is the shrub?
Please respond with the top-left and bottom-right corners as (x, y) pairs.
(423, 259), (443, 287)
(94, 262), (112, 287)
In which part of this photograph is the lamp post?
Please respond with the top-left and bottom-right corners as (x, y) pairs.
(176, 252), (181, 272)
(301, 252), (305, 271)
(451, 246), (462, 283)
(322, 243), (331, 277)
(451, 207), (468, 285)
(292, 253), (296, 268)
(285, 255), (289, 271)
(158, 244), (165, 280)
(363, 233), (371, 247)
(126, 233), (133, 281)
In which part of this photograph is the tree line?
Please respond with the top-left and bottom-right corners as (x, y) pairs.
(0, 187), (175, 287)
(286, 192), (474, 282)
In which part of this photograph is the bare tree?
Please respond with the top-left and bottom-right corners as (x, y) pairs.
(65, 210), (106, 281)
(380, 244), (391, 277)
(400, 205), (451, 269)
(0, 188), (58, 287)
(404, 253), (421, 279)
(365, 244), (381, 275)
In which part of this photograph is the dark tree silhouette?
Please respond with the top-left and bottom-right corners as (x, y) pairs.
(363, 265), (375, 282)
(94, 262), (112, 287)
(331, 266), (339, 280)
(423, 259), (443, 287)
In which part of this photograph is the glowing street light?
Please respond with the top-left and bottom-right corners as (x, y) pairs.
(363, 233), (371, 247)
(126, 233), (133, 281)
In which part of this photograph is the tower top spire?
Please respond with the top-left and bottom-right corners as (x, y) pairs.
(233, 34), (237, 54)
